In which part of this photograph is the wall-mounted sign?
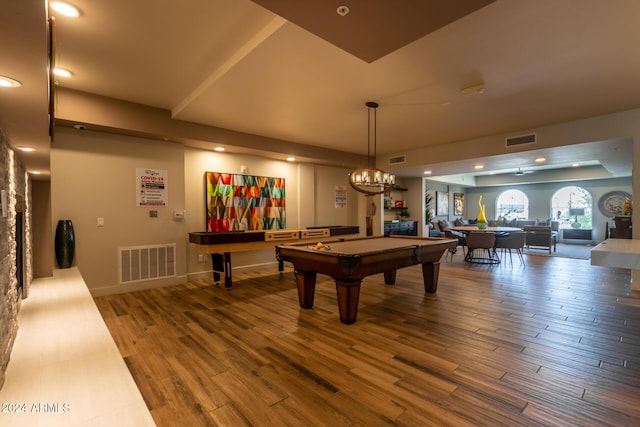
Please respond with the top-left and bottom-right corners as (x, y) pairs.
(136, 168), (168, 207)
(335, 186), (347, 208)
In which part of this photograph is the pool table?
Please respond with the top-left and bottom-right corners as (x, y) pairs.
(276, 236), (457, 324)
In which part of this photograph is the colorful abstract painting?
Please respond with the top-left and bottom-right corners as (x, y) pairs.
(205, 172), (285, 232)
(454, 193), (465, 216)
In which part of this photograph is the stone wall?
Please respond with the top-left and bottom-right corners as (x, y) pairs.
(0, 129), (31, 389)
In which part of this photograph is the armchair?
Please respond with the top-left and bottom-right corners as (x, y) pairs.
(523, 226), (557, 253)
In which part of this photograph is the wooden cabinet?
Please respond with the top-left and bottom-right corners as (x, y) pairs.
(610, 216), (632, 239)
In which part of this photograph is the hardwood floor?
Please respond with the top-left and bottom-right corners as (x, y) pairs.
(94, 252), (640, 426)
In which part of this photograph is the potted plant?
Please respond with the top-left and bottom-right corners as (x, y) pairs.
(425, 191), (433, 226)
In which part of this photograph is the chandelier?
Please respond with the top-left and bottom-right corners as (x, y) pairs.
(348, 102), (395, 195)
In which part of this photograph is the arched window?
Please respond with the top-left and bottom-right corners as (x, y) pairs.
(496, 189), (529, 220)
(551, 186), (592, 229)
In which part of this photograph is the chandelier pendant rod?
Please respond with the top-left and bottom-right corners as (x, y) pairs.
(371, 105), (375, 168)
(366, 101), (378, 169)
(367, 104), (371, 166)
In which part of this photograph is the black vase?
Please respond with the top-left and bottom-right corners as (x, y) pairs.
(55, 219), (75, 268)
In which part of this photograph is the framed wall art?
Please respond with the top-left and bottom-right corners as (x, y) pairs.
(454, 193), (465, 216)
(436, 191), (448, 216)
(205, 172), (285, 232)
(598, 191), (632, 217)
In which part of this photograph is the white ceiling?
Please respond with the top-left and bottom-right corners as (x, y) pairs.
(2, 0), (639, 184)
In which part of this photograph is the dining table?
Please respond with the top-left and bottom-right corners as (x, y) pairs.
(449, 225), (522, 234)
(448, 225), (523, 264)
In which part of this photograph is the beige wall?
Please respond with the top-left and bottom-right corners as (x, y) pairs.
(312, 165), (360, 228)
(51, 127), (187, 295)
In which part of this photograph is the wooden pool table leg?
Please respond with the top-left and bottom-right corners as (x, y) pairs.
(383, 269), (397, 285)
(294, 271), (317, 309)
(421, 261), (440, 293)
(335, 280), (361, 325)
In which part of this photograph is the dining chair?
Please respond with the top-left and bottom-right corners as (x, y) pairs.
(464, 232), (499, 264)
(494, 231), (526, 264)
(443, 229), (467, 261)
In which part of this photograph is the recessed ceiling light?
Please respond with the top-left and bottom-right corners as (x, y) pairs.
(572, 163), (580, 167)
(50, 2), (80, 17)
(474, 164), (484, 170)
(286, 157), (296, 162)
(0, 75), (22, 88)
(423, 170), (432, 175)
(29, 171), (41, 175)
(54, 68), (72, 78)
(17, 146), (36, 152)
(535, 157), (546, 162)
(214, 147), (225, 152)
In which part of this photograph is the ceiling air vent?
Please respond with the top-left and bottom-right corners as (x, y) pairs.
(505, 133), (536, 147)
(388, 155), (406, 165)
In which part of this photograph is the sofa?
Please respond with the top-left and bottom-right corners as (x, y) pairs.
(429, 218), (470, 237)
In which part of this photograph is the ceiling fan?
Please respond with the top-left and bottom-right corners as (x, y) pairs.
(513, 168), (534, 176)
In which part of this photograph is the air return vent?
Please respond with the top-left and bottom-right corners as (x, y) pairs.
(506, 133), (536, 147)
(119, 243), (176, 284)
(388, 155), (406, 165)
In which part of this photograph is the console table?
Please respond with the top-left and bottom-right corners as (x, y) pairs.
(591, 239), (640, 291)
(563, 228), (592, 241)
(591, 239), (640, 268)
